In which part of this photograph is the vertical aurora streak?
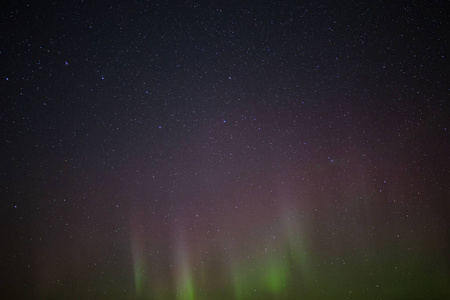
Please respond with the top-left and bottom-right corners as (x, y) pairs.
(263, 255), (289, 295)
(281, 205), (310, 277)
(131, 218), (145, 298)
(174, 235), (196, 300)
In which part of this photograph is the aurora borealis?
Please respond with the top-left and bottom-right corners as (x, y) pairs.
(1, 1), (449, 299)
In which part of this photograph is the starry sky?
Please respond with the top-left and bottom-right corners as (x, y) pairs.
(1, 1), (449, 299)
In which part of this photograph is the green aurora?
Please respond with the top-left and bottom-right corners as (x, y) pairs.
(128, 207), (449, 299)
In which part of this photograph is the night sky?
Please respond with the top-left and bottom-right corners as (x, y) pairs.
(1, 1), (449, 299)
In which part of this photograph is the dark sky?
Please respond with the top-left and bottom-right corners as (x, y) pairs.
(1, 1), (449, 299)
